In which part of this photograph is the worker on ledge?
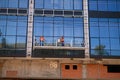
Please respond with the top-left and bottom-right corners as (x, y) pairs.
(40, 36), (45, 46)
(60, 36), (64, 46)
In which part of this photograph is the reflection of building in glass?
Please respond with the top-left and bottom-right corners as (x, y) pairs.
(0, 0), (120, 79)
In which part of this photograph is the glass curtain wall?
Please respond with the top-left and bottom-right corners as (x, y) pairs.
(34, 0), (83, 47)
(89, 0), (120, 12)
(0, 0), (28, 8)
(34, 17), (83, 47)
(0, 0), (28, 57)
(89, 0), (120, 57)
(90, 18), (120, 56)
(35, 0), (82, 10)
(0, 15), (27, 57)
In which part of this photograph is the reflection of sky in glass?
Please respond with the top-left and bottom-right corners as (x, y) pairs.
(0, 15), (27, 49)
(34, 16), (84, 47)
(0, 0), (28, 8)
(89, 0), (120, 11)
(90, 18), (120, 56)
(35, 0), (82, 10)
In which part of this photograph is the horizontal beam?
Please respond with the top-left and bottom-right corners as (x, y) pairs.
(33, 46), (85, 50)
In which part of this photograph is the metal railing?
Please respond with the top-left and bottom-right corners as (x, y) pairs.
(33, 38), (85, 48)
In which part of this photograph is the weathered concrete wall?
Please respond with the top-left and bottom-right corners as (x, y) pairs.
(0, 59), (120, 79)
(1, 60), (60, 78)
(2, 60), (24, 77)
(30, 60), (60, 78)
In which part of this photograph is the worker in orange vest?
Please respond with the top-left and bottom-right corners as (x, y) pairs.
(60, 36), (64, 46)
(40, 36), (45, 46)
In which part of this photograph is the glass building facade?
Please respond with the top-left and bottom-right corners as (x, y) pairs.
(34, 17), (83, 47)
(89, 0), (120, 11)
(0, 0), (28, 57)
(0, 0), (120, 58)
(33, 0), (84, 58)
(35, 0), (82, 10)
(0, 0), (28, 8)
(89, 0), (120, 57)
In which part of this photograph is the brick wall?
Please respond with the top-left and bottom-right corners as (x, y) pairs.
(61, 64), (120, 79)
(61, 64), (82, 79)
(6, 71), (18, 77)
(87, 64), (120, 79)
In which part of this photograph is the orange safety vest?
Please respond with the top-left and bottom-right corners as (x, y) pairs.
(60, 37), (64, 42)
(40, 36), (45, 41)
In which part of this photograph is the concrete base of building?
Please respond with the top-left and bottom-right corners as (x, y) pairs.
(0, 58), (120, 79)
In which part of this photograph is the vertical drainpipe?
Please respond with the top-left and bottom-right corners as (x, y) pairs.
(26, 0), (34, 58)
(83, 0), (89, 79)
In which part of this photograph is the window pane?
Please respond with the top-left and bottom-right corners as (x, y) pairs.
(9, 0), (18, 8)
(111, 50), (120, 56)
(18, 16), (27, 22)
(64, 0), (73, 10)
(19, 0), (28, 8)
(6, 26), (16, 35)
(109, 18), (118, 27)
(64, 18), (73, 37)
(100, 38), (110, 49)
(108, 0), (117, 11)
(91, 38), (99, 49)
(74, 38), (83, 47)
(44, 23), (53, 36)
(64, 37), (73, 47)
(74, 24), (83, 37)
(109, 27), (119, 38)
(18, 21), (27, 27)
(16, 37), (26, 49)
(117, 0), (120, 11)
(74, 0), (82, 10)
(44, 37), (53, 46)
(35, 0), (43, 9)
(99, 22), (108, 27)
(100, 27), (109, 37)
(64, 23), (73, 37)
(90, 22), (98, 27)
(7, 21), (16, 35)
(54, 17), (63, 23)
(54, 0), (63, 9)
(0, 16), (7, 35)
(90, 27), (99, 37)
(34, 23), (43, 36)
(34, 17), (43, 36)
(54, 23), (63, 36)
(98, 0), (107, 11)
(74, 18), (83, 23)
(91, 49), (110, 56)
(110, 39), (120, 50)
(6, 36), (16, 49)
(54, 17), (63, 36)
(17, 26), (26, 35)
(44, 0), (54, 9)
(89, 0), (97, 10)
(0, 0), (8, 8)
(0, 36), (6, 48)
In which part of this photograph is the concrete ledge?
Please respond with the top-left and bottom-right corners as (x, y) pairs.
(0, 58), (120, 64)
(33, 46), (85, 50)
